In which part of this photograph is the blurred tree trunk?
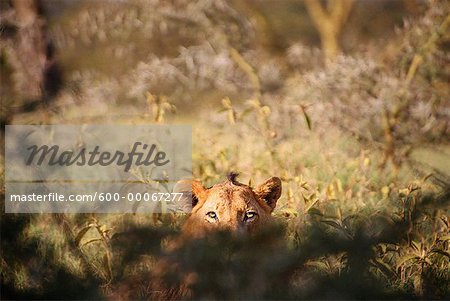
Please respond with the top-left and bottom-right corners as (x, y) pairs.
(9, 0), (48, 100)
(1, 0), (62, 137)
(304, 0), (354, 62)
(403, 0), (421, 15)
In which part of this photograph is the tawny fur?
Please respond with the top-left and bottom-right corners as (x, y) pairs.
(111, 173), (282, 300)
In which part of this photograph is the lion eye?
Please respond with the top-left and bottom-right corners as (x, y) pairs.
(206, 211), (217, 219)
(244, 211), (257, 221)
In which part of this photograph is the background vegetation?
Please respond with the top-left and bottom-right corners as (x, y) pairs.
(1, 0), (449, 299)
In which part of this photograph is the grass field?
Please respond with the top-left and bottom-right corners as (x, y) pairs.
(1, 1), (449, 300)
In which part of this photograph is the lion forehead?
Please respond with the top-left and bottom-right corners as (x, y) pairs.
(203, 185), (257, 206)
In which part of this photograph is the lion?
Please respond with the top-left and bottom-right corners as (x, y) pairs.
(110, 173), (282, 300)
(176, 172), (282, 238)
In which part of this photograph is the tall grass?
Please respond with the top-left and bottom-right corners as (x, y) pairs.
(1, 1), (449, 300)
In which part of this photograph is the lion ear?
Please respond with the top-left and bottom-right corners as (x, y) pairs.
(255, 177), (282, 212)
(173, 179), (208, 209)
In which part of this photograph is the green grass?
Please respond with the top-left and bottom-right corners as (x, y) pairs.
(2, 99), (448, 299)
